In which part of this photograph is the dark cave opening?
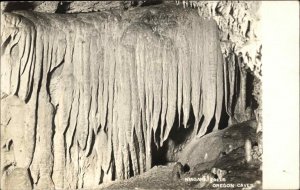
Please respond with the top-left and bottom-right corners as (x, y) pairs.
(218, 98), (230, 130)
(170, 108), (195, 146)
(131, 0), (163, 7)
(128, 149), (135, 177)
(246, 69), (259, 110)
(217, 90), (230, 130)
(205, 117), (216, 134)
(55, 2), (71, 14)
(3, 1), (36, 12)
(152, 106), (195, 166)
(141, 0), (163, 7)
(152, 96), (230, 166)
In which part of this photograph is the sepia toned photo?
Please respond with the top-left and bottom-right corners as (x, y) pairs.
(0, 1), (298, 190)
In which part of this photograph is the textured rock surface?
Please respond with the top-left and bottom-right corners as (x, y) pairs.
(179, 0), (262, 124)
(3, 168), (32, 190)
(1, 3), (228, 189)
(180, 1), (262, 74)
(0, 1), (262, 189)
(98, 121), (262, 190)
(1, 1), (262, 124)
(178, 120), (257, 168)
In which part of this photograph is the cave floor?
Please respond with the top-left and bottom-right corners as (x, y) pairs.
(98, 121), (262, 190)
(98, 149), (262, 190)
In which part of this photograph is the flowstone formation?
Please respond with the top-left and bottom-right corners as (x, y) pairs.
(0, 2), (259, 190)
(179, 0), (262, 127)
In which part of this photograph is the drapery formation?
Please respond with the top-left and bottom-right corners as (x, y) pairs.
(0, 4), (245, 189)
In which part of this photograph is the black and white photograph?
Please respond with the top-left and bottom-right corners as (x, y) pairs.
(0, 1), (299, 190)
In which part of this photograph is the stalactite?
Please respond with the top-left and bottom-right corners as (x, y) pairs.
(190, 18), (202, 132)
(160, 40), (169, 145)
(164, 40), (178, 142)
(0, 4), (237, 188)
(214, 40), (224, 131)
(197, 20), (220, 137)
(52, 33), (73, 189)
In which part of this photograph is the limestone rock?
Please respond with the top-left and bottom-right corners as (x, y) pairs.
(0, 3), (227, 188)
(0, 1), (261, 189)
(4, 168), (32, 190)
(178, 120), (257, 168)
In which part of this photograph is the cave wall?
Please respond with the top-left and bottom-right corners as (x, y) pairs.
(180, 1), (262, 126)
(0, 1), (262, 189)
